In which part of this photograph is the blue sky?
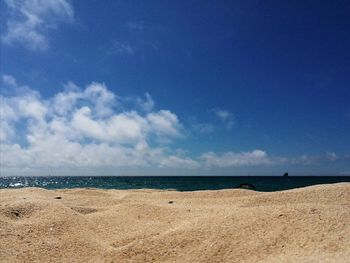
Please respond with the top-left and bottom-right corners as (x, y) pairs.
(0, 0), (349, 176)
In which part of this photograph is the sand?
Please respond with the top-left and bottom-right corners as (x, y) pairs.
(0, 183), (349, 263)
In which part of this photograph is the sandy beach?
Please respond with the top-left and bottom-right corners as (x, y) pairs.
(0, 183), (349, 262)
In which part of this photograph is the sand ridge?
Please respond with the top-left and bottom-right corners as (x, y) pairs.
(0, 183), (349, 262)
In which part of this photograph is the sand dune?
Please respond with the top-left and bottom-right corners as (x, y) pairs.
(0, 183), (349, 262)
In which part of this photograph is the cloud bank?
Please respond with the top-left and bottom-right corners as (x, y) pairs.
(0, 75), (345, 175)
(0, 76), (199, 175)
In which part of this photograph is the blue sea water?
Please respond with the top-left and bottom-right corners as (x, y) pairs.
(0, 176), (349, 192)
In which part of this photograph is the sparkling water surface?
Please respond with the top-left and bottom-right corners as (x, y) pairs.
(1, 176), (349, 192)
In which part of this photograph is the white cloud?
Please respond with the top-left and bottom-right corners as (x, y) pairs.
(212, 108), (234, 128)
(147, 110), (183, 139)
(82, 82), (116, 117)
(0, 75), (197, 175)
(1, 140), (184, 170)
(71, 108), (148, 144)
(2, 0), (74, 51)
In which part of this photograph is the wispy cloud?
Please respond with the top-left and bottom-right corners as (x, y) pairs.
(200, 150), (345, 169)
(201, 150), (272, 167)
(192, 123), (215, 134)
(212, 108), (234, 128)
(287, 155), (319, 165)
(137, 93), (155, 112)
(108, 41), (135, 55)
(127, 21), (145, 31)
(2, 74), (18, 87)
(106, 20), (160, 57)
(2, 0), (74, 51)
(326, 152), (338, 162)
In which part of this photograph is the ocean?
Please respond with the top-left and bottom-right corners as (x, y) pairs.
(0, 176), (349, 192)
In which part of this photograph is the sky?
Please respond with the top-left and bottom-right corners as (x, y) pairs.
(0, 0), (349, 176)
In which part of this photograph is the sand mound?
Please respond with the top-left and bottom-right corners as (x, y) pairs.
(1, 183), (349, 262)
